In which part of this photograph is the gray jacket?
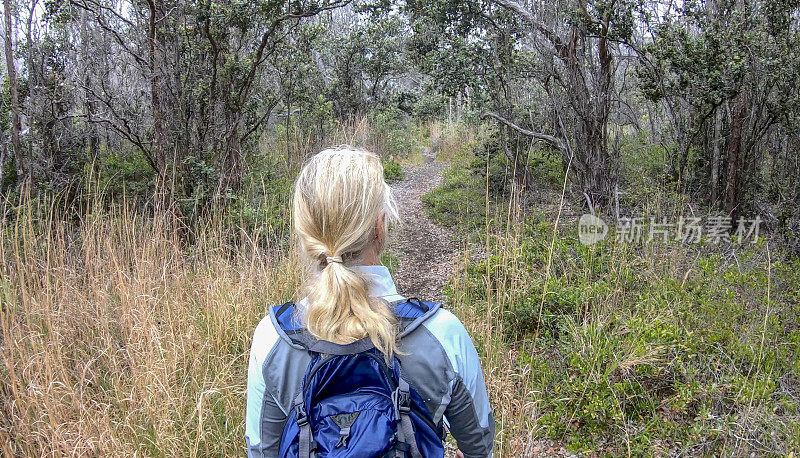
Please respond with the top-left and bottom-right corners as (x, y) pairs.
(245, 265), (495, 457)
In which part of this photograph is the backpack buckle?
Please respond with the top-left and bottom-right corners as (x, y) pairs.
(296, 405), (309, 427)
(392, 387), (411, 415)
(398, 391), (411, 414)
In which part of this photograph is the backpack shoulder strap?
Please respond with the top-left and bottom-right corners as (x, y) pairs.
(270, 302), (315, 350)
(392, 298), (441, 338)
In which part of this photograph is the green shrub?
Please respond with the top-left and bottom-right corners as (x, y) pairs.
(412, 123), (800, 456)
(383, 160), (404, 182)
(470, 135), (513, 197)
(369, 107), (423, 160)
(95, 147), (155, 199)
(422, 164), (485, 231)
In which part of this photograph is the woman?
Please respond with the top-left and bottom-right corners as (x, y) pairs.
(246, 147), (494, 457)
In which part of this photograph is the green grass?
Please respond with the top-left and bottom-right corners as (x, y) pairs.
(451, 213), (799, 455)
(380, 250), (401, 276)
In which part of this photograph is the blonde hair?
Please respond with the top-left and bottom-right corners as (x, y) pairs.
(292, 146), (400, 356)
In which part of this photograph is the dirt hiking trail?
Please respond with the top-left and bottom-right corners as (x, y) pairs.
(386, 139), (579, 458)
(388, 139), (457, 302)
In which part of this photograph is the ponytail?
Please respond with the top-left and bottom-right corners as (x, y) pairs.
(292, 147), (399, 356)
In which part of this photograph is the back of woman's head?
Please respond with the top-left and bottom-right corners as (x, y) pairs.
(292, 146), (400, 356)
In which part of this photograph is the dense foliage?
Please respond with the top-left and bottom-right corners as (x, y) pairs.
(2, 0), (799, 224)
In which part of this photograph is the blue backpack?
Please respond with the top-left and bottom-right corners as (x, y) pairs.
(272, 299), (446, 458)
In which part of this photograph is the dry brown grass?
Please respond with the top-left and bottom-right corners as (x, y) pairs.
(429, 122), (479, 165)
(0, 192), (534, 457)
(0, 197), (296, 456)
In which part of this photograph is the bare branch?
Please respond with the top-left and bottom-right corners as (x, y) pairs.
(489, 0), (564, 51)
(70, 0), (148, 67)
(241, 100), (279, 142)
(79, 82), (159, 174)
(73, 0), (136, 28)
(237, 0), (354, 111)
(481, 112), (568, 152)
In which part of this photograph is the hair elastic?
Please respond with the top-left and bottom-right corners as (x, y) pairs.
(326, 256), (343, 264)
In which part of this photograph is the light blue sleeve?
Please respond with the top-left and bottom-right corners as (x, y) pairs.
(245, 316), (281, 456)
(423, 309), (495, 457)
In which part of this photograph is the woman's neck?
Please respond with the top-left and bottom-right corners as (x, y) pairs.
(359, 249), (381, 266)
(359, 227), (384, 266)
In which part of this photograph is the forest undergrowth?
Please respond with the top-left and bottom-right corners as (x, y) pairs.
(425, 125), (800, 456)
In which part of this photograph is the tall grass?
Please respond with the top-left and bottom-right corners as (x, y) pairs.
(0, 116), (430, 456)
(0, 193), (296, 456)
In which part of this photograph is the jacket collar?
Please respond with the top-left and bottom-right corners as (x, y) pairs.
(352, 265), (403, 300)
(296, 264), (404, 310)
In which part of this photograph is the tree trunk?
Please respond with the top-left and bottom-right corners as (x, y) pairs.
(146, 0), (184, 216)
(216, 111), (243, 196)
(224, 119), (242, 193)
(456, 91), (462, 123)
(3, 0), (24, 184)
(584, 4), (614, 205)
(448, 96), (452, 125)
(724, 93), (746, 220)
(584, 128), (612, 203)
(0, 141), (6, 185)
(148, 0), (169, 176)
(711, 106), (722, 206)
